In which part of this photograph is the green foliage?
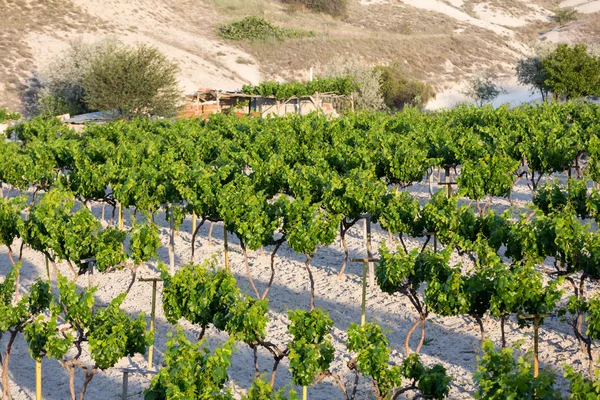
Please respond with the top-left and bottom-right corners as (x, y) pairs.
(565, 366), (600, 399)
(161, 260), (269, 345)
(129, 222), (161, 264)
(218, 17), (313, 41)
(553, 8), (578, 25)
(145, 329), (235, 400)
(88, 293), (149, 369)
(0, 109), (20, 123)
(375, 63), (435, 109)
(244, 376), (298, 400)
(346, 322), (402, 397)
(242, 77), (357, 99)
(401, 354), (451, 399)
(516, 56), (550, 100)
(542, 44), (600, 100)
(287, 308), (335, 386)
(84, 42), (181, 118)
(474, 340), (561, 399)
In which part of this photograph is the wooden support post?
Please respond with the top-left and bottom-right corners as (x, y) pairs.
(45, 255), (50, 281)
(363, 215), (374, 288)
(121, 371), (129, 400)
(445, 166), (451, 198)
(139, 277), (162, 370)
(192, 212), (197, 236)
(361, 261), (367, 326)
(351, 258), (380, 327)
(168, 204), (175, 275)
(520, 313), (552, 379)
(224, 226), (230, 272)
(302, 385), (307, 400)
(36, 358), (42, 400)
(118, 203), (124, 230)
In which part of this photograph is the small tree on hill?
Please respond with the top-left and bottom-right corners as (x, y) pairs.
(84, 42), (181, 118)
(463, 74), (505, 107)
(516, 56), (550, 101)
(542, 44), (600, 100)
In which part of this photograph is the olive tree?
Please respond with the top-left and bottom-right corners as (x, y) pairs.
(463, 73), (505, 107)
(516, 56), (550, 101)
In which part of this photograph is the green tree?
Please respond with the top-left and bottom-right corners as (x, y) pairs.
(84, 42), (181, 118)
(463, 74), (504, 107)
(542, 44), (600, 100)
(516, 56), (550, 101)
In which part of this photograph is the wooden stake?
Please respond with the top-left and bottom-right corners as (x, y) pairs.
(445, 166), (451, 198)
(45, 255), (50, 281)
(168, 205), (175, 275)
(121, 371), (129, 400)
(520, 313), (551, 379)
(192, 212), (197, 236)
(224, 226), (230, 272)
(118, 203), (124, 230)
(139, 277), (162, 370)
(361, 261), (367, 327)
(351, 258), (379, 327)
(363, 216), (374, 288)
(303, 385), (307, 400)
(36, 358), (42, 400)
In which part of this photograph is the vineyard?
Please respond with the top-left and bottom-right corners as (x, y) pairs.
(2, 102), (600, 398)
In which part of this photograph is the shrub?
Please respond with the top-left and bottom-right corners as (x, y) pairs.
(83, 42), (181, 118)
(321, 58), (385, 111)
(553, 7), (578, 25)
(218, 16), (314, 41)
(374, 63), (435, 110)
(284, 0), (348, 17)
(0, 109), (20, 123)
(39, 38), (119, 117)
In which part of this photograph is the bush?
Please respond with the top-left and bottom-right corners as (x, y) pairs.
(553, 7), (578, 25)
(321, 58), (385, 111)
(83, 42), (181, 118)
(284, 0), (348, 17)
(39, 38), (119, 117)
(0, 109), (20, 123)
(374, 63), (435, 110)
(218, 16), (313, 41)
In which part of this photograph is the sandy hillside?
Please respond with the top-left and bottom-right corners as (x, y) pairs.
(0, 0), (599, 112)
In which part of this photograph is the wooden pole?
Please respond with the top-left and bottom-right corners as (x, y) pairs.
(533, 316), (539, 378)
(361, 261), (367, 327)
(303, 385), (307, 400)
(192, 212), (197, 236)
(118, 203), (124, 230)
(45, 255), (50, 281)
(224, 226), (230, 272)
(363, 216), (374, 288)
(445, 166), (451, 198)
(351, 258), (379, 327)
(139, 277), (162, 370)
(121, 371), (129, 400)
(36, 358), (42, 400)
(168, 204), (175, 275)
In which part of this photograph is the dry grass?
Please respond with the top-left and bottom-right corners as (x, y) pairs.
(0, 0), (113, 111)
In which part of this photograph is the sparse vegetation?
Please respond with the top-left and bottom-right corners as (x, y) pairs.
(552, 7), (578, 25)
(374, 63), (435, 110)
(463, 73), (505, 107)
(0, 109), (20, 123)
(218, 16), (314, 41)
(283, 0), (348, 17)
